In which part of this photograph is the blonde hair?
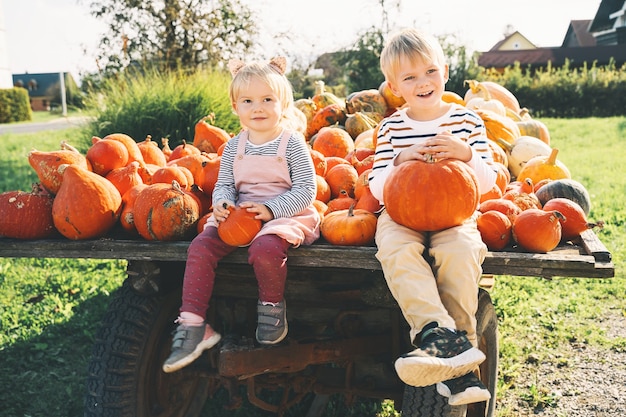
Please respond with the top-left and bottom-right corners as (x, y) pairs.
(380, 28), (446, 83)
(229, 60), (306, 134)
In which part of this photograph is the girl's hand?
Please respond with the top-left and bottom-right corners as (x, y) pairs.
(239, 201), (274, 222)
(213, 200), (234, 224)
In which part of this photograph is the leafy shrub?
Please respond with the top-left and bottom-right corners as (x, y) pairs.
(0, 87), (32, 123)
(83, 68), (241, 148)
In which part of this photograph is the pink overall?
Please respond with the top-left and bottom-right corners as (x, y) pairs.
(180, 131), (320, 319)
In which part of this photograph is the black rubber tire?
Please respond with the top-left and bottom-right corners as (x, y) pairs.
(84, 279), (209, 417)
(401, 288), (499, 417)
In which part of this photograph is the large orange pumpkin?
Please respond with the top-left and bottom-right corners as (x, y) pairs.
(383, 158), (479, 232)
(133, 181), (200, 241)
(217, 206), (262, 246)
(52, 164), (122, 240)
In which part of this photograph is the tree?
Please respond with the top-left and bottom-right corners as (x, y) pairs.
(86, 0), (257, 74)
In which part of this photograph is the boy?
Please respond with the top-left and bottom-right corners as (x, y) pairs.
(368, 28), (497, 406)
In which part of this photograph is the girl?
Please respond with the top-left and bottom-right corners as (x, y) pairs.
(163, 57), (320, 373)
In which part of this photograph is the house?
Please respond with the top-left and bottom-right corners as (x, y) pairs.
(11, 72), (76, 111)
(478, 0), (626, 72)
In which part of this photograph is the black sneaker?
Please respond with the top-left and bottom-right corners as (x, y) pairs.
(256, 300), (288, 345)
(437, 372), (491, 405)
(394, 326), (485, 387)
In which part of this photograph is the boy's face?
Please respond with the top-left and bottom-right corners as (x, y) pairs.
(388, 55), (449, 120)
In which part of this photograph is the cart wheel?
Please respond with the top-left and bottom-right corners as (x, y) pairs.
(401, 288), (498, 417)
(84, 279), (209, 417)
(467, 288), (498, 417)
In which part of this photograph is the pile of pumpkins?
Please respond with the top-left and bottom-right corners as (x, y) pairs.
(0, 81), (600, 253)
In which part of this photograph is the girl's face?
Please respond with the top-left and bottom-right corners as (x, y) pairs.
(388, 55), (450, 121)
(232, 76), (283, 141)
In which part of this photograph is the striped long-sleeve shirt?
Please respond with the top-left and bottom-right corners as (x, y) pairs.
(368, 105), (497, 205)
(212, 131), (317, 219)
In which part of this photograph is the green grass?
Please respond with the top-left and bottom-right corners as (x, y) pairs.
(0, 118), (624, 416)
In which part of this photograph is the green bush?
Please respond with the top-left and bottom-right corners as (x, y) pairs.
(478, 60), (626, 117)
(83, 68), (241, 148)
(0, 87), (32, 123)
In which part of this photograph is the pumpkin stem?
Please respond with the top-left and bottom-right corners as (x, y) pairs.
(348, 203), (356, 217)
(495, 138), (513, 152)
(547, 148), (559, 165)
(60, 140), (80, 153)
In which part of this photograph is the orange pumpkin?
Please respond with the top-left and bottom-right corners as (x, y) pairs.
(217, 206), (262, 246)
(119, 183), (149, 235)
(477, 210), (512, 251)
(320, 205), (378, 246)
(379, 80), (406, 114)
(441, 91), (466, 106)
(151, 165), (194, 190)
(193, 113), (231, 154)
(512, 208), (564, 253)
(325, 190), (356, 215)
(198, 156), (221, 197)
(542, 198), (601, 241)
(312, 126), (355, 159)
(102, 133), (144, 164)
(325, 163), (358, 199)
(87, 137), (129, 176)
(464, 80), (521, 114)
(52, 164), (122, 240)
(0, 183), (57, 239)
(309, 148), (328, 176)
(161, 138), (173, 161)
(475, 108), (521, 146)
(133, 181), (200, 241)
(169, 139), (201, 162)
(479, 198), (522, 223)
(28, 141), (90, 195)
(516, 148), (571, 186)
(315, 175), (331, 203)
(168, 153), (210, 185)
(306, 104), (347, 140)
(384, 158), (480, 232)
(105, 161), (144, 197)
(354, 184), (382, 214)
(137, 135), (167, 166)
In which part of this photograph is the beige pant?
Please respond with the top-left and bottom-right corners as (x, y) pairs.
(375, 210), (487, 347)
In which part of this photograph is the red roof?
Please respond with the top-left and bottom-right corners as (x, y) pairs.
(477, 45), (626, 69)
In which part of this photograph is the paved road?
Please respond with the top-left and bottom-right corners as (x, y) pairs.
(0, 116), (91, 135)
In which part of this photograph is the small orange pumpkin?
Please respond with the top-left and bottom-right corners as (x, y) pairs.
(312, 126), (355, 159)
(28, 141), (90, 195)
(86, 137), (129, 176)
(479, 198), (522, 223)
(325, 190), (356, 215)
(477, 210), (512, 251)
(137, 135), (167, 166)
(119, 183), (149, 235)
(193, 113), (231, 154)
(512, 208), (564, 253)
(169, 139), (201, 162)
(516, 148), (571, 186)
(305, 104), (347, 140)
(320, 204), (378, 246)
(217, 205), (262, 246)
(325, 163), (358, 199)
(102, 133), (144, 164)
(105, 161), (144, 197)
(542, 198), (601, 241)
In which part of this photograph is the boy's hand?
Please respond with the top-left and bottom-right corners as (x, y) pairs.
(396, 131), (472, 164)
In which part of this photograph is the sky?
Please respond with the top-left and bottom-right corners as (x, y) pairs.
(2, 0), (603, 83)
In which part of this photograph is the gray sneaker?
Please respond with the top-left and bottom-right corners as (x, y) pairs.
(256, 300), (288, 345)
(162, 323), (221, 373)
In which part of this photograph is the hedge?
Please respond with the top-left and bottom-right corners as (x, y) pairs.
(0, 87), (32, 123)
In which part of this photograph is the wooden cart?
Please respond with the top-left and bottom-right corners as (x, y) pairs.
(0, 229), (613, 417)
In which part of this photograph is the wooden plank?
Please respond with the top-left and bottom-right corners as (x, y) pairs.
(0, 233), (614, 279)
